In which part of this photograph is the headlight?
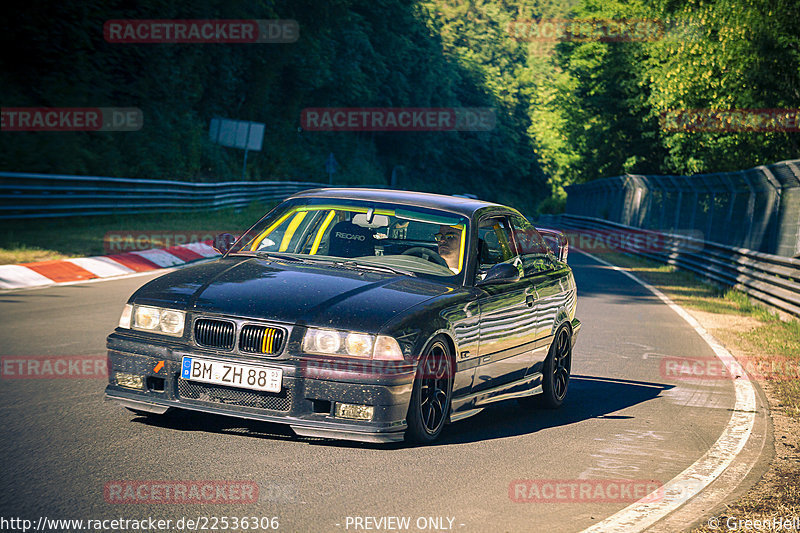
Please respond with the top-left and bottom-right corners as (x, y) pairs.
(159, 310), (185, 335)
(135, 306), (160, 330)
(303, 329), (403, 360)
(130, 305), (185, 337)
(345, 333), (373, 358)
(312, 329), (341, 353)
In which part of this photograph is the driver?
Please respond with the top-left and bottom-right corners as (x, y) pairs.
(435, 225), (462, 273)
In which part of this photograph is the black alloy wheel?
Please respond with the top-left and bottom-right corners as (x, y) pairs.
(406, 337), (453, 444)
(519, 325), (571, 409)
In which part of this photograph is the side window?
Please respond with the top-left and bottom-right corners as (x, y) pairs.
(475, 217), (521, 280)
(509, 215), (553, 276)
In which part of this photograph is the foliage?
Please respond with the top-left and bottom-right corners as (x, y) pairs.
(2, 0), (797, 216)
(0, 0), (546, 213)
(528, 0), (800, 202)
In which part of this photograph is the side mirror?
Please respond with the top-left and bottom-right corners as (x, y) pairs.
(552, 238), (568, 262)
(537, 228), (569, 263)
(476, 262), (520, 287)
(212, 233), (236, 255)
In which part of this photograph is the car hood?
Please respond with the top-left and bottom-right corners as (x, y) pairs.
(130, 256), (455, 332)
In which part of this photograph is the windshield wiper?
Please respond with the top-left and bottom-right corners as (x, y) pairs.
(238, 251), (305, 262)
(335, 260), (416, 277)
(239, 252), (415, 276)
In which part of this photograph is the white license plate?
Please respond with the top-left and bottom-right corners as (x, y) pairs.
(180, 356), (282, 393)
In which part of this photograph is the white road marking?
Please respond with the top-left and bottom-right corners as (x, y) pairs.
(576, 249), (757, 533)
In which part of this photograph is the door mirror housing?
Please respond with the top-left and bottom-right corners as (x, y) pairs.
(536, 228), (569, 263)
(212, 233), (237, 255)
(476, 262), (520, 287)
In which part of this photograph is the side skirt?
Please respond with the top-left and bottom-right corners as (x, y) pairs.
(449, 372), (544, 421)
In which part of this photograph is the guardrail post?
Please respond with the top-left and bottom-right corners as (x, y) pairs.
(658, 176), (667, 230)
(740, 170), (757, 250)
(723, 172), (737, 246)
(643, 176), (656, 229)
(668, 176), (682, 231)
(756, 164), (783, 255)
(684, 175), (699, 232)
(698, 174), (714, 244)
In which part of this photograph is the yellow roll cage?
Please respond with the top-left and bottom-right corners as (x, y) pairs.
(248, 205), (466, 274)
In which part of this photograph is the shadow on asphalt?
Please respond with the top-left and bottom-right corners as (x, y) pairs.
(433, 375), (672, 446)
(131, 375), (672, 449)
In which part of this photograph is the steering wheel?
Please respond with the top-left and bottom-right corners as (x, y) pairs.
(401, 246), (450, 268)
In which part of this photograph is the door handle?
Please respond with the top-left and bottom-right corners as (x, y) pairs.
(525, 295), (535, 307)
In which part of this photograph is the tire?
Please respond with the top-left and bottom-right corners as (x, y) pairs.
(405, 337), (453, 444)
(519, 325), (571, 409)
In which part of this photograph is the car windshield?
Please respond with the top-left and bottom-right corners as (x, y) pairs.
(229, 197), (469, 280)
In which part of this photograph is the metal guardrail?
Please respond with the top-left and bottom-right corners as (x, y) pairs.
(563, 159), (800, 257)
(538, 214), (800, 318)
(0, 172), (330, 219)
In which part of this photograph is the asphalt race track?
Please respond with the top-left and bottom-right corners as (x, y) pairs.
(0, 252), (770, 532)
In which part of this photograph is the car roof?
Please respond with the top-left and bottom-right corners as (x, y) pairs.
(288, 187), (506, 217)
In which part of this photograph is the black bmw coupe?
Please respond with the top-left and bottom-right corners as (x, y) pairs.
(106, 188), (580, 444)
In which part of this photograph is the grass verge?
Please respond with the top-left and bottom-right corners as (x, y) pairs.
(0, 202), (276, 265)
(592, 251), (799, 532)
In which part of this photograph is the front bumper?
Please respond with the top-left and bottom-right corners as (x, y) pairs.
(105, 333), (415, 443)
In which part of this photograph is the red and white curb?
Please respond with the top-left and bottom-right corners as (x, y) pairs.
(0, 242), (220, 290)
